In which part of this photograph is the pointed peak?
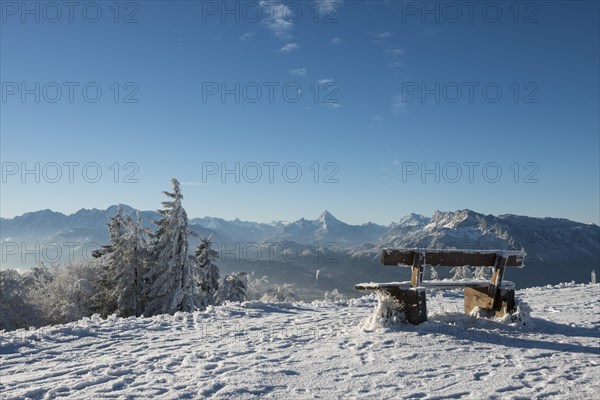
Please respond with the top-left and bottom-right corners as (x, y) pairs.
(319, 210), (334, 218)
(318, 210), (338, 223)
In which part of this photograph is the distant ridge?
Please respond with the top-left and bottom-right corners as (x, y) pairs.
(2, 206), (598, 290)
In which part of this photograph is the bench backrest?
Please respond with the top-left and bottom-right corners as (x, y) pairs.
(381, 249), (525, 268)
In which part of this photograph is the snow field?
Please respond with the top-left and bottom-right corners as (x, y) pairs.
(1, 283), (598, 399)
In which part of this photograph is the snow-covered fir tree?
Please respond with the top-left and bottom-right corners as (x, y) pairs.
(145, 178), (194, 315)
(246, 274), (269, 300)
(181, 256), (202, 310)
(430, 266), (440, 280)
(0, 269), (43, 330)
(462, 266), (473, 279)
(474, 266), (490, 280)
(450, 266), (473, 280)
(92, 206), (128, 316)
(93, 205), (128, 259)
(31, 261), (101, 325)
(260, 283), (299, 303)
(194, 237), (220, 308)
(218, 272), (248, 303)
(323, 288), (347, 303)
(21, 263), (54, 291)
(110, 212), (150, 317)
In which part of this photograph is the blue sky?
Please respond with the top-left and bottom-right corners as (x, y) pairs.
(1, 0), (599, 225)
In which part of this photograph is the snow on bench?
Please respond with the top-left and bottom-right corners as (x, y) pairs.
(355, 280), (516, 291)
(355, 248), (526, 324)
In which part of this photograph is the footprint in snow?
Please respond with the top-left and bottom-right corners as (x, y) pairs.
(203, 363), (218, 371)
(473, 371), (489, 381)
(199, 382), (225, 397)
(356, 341), (373, 351)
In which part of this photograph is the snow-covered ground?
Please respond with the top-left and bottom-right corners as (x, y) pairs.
(1, 283), (598, 399)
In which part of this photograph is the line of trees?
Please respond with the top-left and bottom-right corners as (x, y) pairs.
(0, 178), (248, 331)
(92, 178), (232, 318)
(429, 265), (491, 280)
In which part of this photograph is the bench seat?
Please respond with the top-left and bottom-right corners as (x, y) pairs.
(356, 280), (515, 291)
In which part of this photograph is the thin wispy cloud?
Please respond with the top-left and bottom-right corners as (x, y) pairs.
(260, 1), (343, 52)
(317, 0), (344, 5)
(371, 32), (405, 67)
(371, 32), (393, 46)
(368, 114), (383, 128)
(391, 95), (407, 114)
(317, 78), (340, 108)
(290, 68), (307, 76)
(385, 47), (405, 56)
(239, 32), (255, 41)
(317, 78), (335, 85)
(260, 1), (297, 40)
(385, 46), (405, 67)
(419, 28), (440, 37)
(279, 43), (299, 53)
(329, 37), (343, 46)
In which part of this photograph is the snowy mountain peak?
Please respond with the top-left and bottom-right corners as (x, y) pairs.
(105, 204), (136, 216)
(2, 206), (598, 273)
(318, 210), (338, 224)
(427, 209), (486, 230)
(396, 213), (430, 227)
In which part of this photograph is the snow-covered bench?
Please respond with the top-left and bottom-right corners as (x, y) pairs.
(355, 249), (526, 324)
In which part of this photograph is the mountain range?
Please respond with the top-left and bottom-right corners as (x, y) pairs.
(1, 206), (598, 298)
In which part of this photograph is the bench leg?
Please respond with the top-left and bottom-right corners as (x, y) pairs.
(464, 287), (516, 317)
(381, 287), (427, 325)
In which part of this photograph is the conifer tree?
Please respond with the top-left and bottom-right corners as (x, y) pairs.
(195, 237), (220, 308)
(111, 212), (150, 317)
(145, 178), (192, 315)
(93, 206), (127, 316)
(218, 272), (248, 303)
(474, 266), (490, 280)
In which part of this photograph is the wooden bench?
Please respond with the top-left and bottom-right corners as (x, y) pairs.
(356, 249), (526, 324)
